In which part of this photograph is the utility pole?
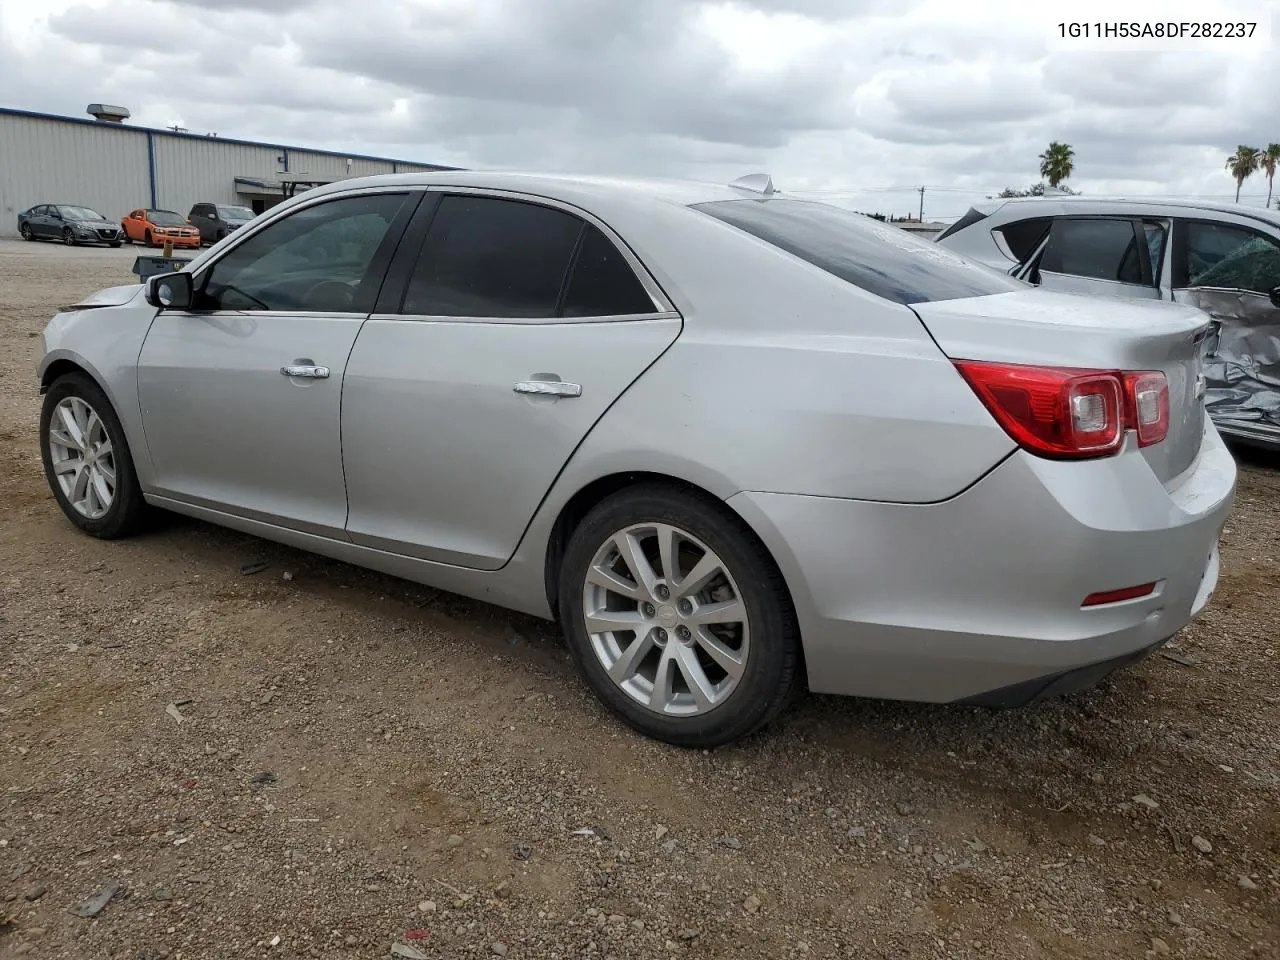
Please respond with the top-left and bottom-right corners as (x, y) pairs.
(917, 186), (925, 222)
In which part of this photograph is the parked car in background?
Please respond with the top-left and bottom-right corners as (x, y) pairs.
(18, 204), (123, 246)
(35, 172), (1234, 746)
(121, 209), (201, 248)
(936, 197), (1280, 450)
(188, 203), (255, 245)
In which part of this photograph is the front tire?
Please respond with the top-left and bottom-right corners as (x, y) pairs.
(144, 230), (154, 246)
(558, 484), (801, 747)
(40, 373), (148, 539)
(20, 223), (34, 241)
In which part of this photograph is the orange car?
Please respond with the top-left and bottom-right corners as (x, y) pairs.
(121, 208), (202, 248)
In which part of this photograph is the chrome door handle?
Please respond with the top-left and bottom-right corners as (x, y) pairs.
(280, 364), (330, 379)
(513, 380), (582, 398)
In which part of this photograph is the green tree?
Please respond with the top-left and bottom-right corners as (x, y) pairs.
(1038, 141), (1075, 188)
(1226, 145), (1261, 202)
(1261, 144), (1280, 207)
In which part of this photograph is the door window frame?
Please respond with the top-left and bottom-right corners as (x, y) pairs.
(176, 186), (425, 317)
(372, 186), (679, 324)
(1171, 216), (1280, 295)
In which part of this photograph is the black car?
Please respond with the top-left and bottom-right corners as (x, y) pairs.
(18, 204), (123, 246)
(187, 202), (255, 245)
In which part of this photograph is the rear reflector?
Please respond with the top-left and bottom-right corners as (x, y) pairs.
(953, 361), (1170, 460)
(1081, 582), (1158, 607)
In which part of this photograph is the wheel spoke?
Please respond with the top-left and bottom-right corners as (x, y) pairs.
(56, 405), (86, 450)
(609, 631), (656, 684)
(673, 642), (716, 710)
(96, 439), (113, 460)
(689, 598), (745, 627)
(97, 458), (116, 485)
(85, 410), (103, 446)
(51, 456), (81, 475)
(614, 531), (658, 598)
(90, 467), (113, 507)
(70, 464), (91, 503)
(585, 563), (643, 601)
(672, 551), (723, 599)
(656, 524), (679, 583)
(648, 647), (676, 711)
(694, 627), (746, 679)
(585, 608), (646, 635)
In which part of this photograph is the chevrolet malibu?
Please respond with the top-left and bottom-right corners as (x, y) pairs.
(35, 172), (1236, 747)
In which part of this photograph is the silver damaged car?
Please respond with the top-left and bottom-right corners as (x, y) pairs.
(35, 172), (1237, 746)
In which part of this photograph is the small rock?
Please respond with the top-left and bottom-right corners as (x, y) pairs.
(631, 919), (645, 931)
(1168, 911), (1183, 926)
(744, 894), (762, 914)
(932, 852), (947, 865)
(240, 561), (270, 576)
(251, 772), (277, 786)
(1191, 836), (1212, 853)
(678, 927), (701, 941)
(282, 571), (294, 581)
(1151, 937), (1171, 955)
(911, 845), (923, 856)
(896, 802), (914, 816)
(70, 881), (121, 919)
(165, 703), (185, 724)
(22, 886), (46, 902)
(1088, 772), (1105, 784)
(418, 900), (436, 914)
(608, 914), (624, 925)
(1087, 834), (1107, 847)
(1132, 794), (1159, 810)
(391, 946), (428, 960)
(491, 943), (508, 957)
(825, 807), (839, 818)
(344, 936), (358, 947)
(269, 935), (281, 948)
(665, 940), (679, 952)
(848, 826), (867, 839)
(660, 839), (677, 855)
(445, 834), (464, 848)
(1238, 875), (1258, 890)
(719, 836), (741, 850)
(1150, 879), (1162, 890)
(514, 844), (532, 861)
(654, 825), (668, 841)
(963, 838), (987, 852)
(494, 882), (510, 899)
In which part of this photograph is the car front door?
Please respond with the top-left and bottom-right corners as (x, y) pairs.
(123, 211), (142, 241)
(136, 189), (420, 534)
(341, 190), (682, 569)
(1170, 218), (1280, 445)
(1017, 216), (1167, 301)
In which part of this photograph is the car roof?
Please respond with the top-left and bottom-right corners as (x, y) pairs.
(982, 195), (1280, 230)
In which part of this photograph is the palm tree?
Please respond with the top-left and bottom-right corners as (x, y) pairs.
(1226, 145), (1261, 202)
(1038, 141), (1075, 188)
(1261, 144), (1280, 207)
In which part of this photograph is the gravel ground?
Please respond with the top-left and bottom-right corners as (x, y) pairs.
(1, 238), (1277, 960)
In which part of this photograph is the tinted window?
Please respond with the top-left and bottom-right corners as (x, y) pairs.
(997, 217), (1052, 262)
(404, 195), (582, 318)
(562, 225), (655, 317)
(1040, 218), (1146, 284)
(693, 199), (1024, 305)
(1183, 221), (1280, 295)
(935, 206), (989, 242)
(196, 193), (407, 313)
(148, 210), (187, 227)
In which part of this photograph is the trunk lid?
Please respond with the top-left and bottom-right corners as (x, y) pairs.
(911, 289), (1212, 484)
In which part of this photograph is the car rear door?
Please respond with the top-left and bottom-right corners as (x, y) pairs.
(341, 189), (682, 570)
(136, 188), (420, 535)
(28, 205), (50, 237)
(1018, 216), (1167, 301)
(1169, 217), (1280, 445)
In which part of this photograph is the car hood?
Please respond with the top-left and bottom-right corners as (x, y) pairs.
(68, 284), (146, 310)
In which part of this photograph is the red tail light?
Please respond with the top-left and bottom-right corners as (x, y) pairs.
(954, 361), (1169, 460)
(1082, 582), (1158, 606)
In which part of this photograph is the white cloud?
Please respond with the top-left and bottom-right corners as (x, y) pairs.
(1, 0), (1278, 219)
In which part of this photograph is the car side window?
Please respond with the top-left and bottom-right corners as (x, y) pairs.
(403, 195), (583, 318)
(995, 217), (1051, 263)
(1181, 221), (1280, 296)
(561, 224), (657, 317)
(194, 193), (408, 313)
(1039, 218), (1148, 285)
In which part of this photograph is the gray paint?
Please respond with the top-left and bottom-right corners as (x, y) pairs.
(37, 171), (1237, 706)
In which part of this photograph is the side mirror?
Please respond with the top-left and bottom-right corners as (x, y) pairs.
(1269, 286), (1280, 309)
(147, 270), (194, 310)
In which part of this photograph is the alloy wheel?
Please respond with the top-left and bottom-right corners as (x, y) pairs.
(581, 522), (750, 717)
(47, 396), (116, 520)
(62, 228), (74, 245)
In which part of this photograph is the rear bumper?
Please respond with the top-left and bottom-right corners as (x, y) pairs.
(728, 415), (1236, 704)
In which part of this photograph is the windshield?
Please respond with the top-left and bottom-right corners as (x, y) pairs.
(217, 205), (255, 221)
(60, 206), (107, 221)
(148, 210), (188, 227)
(693, 198), (1026, 305)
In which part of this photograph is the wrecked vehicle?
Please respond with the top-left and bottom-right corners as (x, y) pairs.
(937, 197), (1280, 450)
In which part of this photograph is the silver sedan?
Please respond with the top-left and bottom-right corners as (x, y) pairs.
(35, 172), (1236, 746)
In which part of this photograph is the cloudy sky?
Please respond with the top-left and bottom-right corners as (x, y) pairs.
(1, 0), (1277, 220)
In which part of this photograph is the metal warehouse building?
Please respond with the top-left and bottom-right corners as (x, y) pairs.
(0, 105), (454, 238)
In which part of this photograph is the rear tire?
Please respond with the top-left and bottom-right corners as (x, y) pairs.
(40, 373), (148, 539)
(62, 227), (75, 245)
(20, 223), (33, 241)
(558, 484), (801, 747)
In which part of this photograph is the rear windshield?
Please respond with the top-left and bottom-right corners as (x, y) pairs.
(693, 198), (1025, 305)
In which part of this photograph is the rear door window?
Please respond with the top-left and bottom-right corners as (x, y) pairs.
(1039, 218), (1152, 285)
(560, 224), (657, 317)
(1179, 221), (1280, 295)
(693, 198), (1024, 305)
(995, 217), (1052, 263)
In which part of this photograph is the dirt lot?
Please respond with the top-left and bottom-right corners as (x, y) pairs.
(0, 238), (1277, 960)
